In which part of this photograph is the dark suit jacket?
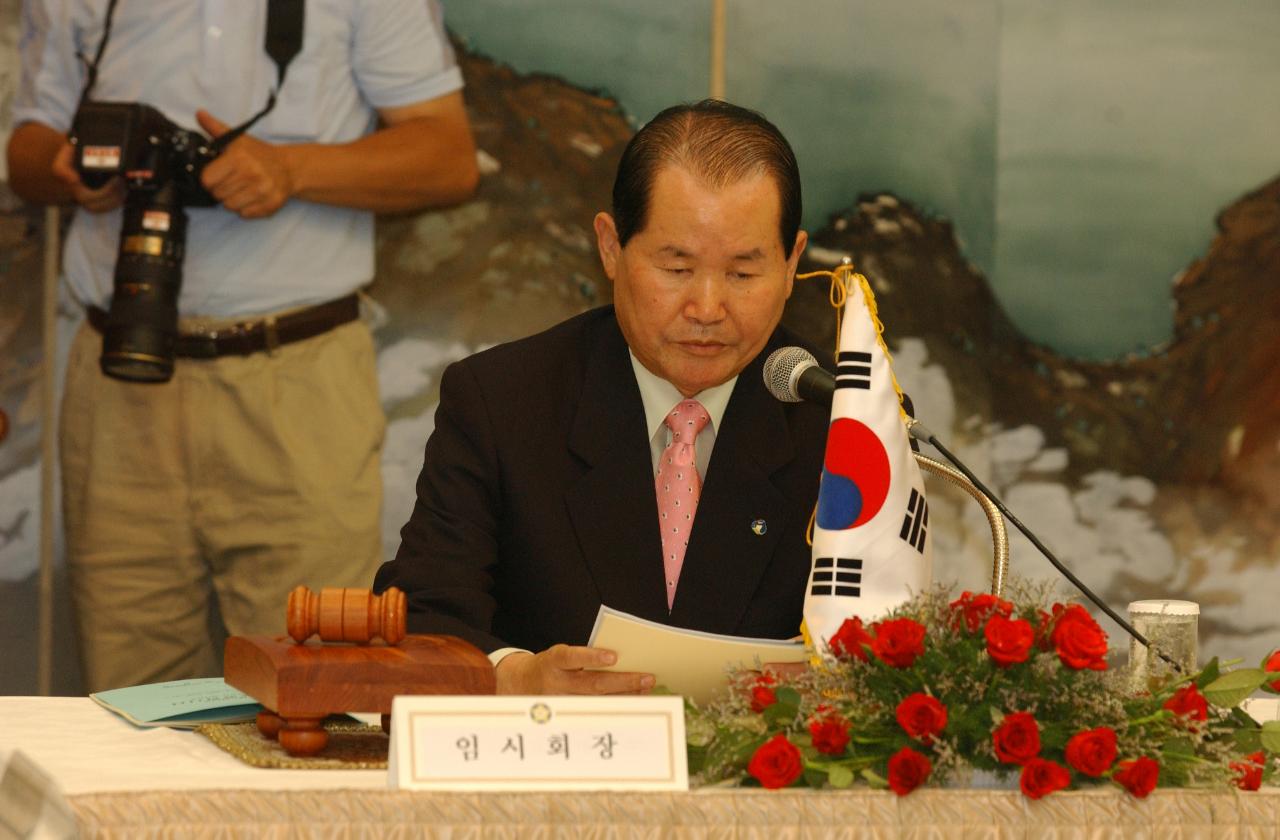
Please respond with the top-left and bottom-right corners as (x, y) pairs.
(374, 306), (829, 654)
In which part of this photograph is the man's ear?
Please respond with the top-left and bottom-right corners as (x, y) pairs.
(593, 212), (621, 281)
(784, 230), (808, 298)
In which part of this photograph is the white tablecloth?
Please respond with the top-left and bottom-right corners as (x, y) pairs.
(0, 697), (386, 794)
(3, 696), (1279, 839)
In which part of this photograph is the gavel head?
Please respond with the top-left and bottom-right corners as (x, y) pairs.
(286, 585), (406, 646)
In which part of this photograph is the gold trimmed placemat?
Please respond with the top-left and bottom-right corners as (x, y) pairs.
(197, 718), (389, 769)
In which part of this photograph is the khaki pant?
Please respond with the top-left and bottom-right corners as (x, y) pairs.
(61, 314), (386, 692)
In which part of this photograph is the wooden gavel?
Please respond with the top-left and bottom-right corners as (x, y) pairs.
(286, 585), (406, 645)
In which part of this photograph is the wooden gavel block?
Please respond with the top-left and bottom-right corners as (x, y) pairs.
(224, 585), (496, 758)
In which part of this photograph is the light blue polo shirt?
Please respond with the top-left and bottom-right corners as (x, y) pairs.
(13, 0), (464, 317)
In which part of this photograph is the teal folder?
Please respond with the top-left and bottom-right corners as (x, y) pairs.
(90, 677), (261, 729)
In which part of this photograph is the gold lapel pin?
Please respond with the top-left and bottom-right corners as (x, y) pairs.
(751, 519), (767, 536)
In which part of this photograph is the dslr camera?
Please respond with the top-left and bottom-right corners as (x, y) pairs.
(70, 101), (220, 383)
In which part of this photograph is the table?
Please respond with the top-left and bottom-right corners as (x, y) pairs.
(3, 697), (1278, 839)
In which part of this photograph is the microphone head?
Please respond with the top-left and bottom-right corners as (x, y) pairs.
(763, 346), (818, 403)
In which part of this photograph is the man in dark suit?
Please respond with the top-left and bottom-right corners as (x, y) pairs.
(375, 100), (828, 693)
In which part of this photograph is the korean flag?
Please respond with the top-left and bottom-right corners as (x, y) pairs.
(803, 277), (932, 655)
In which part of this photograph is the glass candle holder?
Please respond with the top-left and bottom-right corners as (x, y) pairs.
(1127, 599), (1199, 693)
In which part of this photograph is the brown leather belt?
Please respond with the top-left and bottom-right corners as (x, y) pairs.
(86, 294), (360, 359)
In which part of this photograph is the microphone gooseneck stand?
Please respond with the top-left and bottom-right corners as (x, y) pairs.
(907, 420), (1185, 674)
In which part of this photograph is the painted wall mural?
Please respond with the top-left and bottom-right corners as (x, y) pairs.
(1, 2), (1276, 694)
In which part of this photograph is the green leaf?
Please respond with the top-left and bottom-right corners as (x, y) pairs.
(1194, 657), (1221, 689)
(1261, 721), (1280, 754)
(1233, 727), (1262, 754)
(802, 767), (826, 788)
(828, 765), (855, 789)
(1160, 737), (1197, 761)
(1204, 669), (1269, 708)
(776, 686), (802, 707)
(1227, 706), (1260, 727)
(710, 731), (766, 769)
(861, 768), (888, 789)
(763, 702), (798, 728)
(1159, 762), (1191, 788)
(686, 743), (707, 775)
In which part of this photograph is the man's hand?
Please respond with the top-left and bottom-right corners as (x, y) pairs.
(196, 110), (295, 219)
(50, 143), (126, 213)
(494, 645), (656, 695)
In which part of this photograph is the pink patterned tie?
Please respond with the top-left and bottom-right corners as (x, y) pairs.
(656, 399), (711, 610)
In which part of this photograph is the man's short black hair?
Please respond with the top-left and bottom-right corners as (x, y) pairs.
(610, 99), (802, 254)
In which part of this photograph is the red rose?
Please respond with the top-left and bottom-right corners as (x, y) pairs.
(1064, 727), (1117, 777)
(750, 674), (777, 713)
(1265, 650), (1280, 692)
(1050, 604), (1109, 671)
(1019, 757), (1071, 799)
(809, 715), (851, 756)
(828, 617), (873, 661)
(985, 615), (1035, 668)
(871, 618), (927, 668)
(950, 591), (1014, 633)
(1113, 756), (1159, 798)
(992, 712), (1041, 765)
(1162, 684), (1208, 722)
(747, 734), (804, 789)
(1230, 751), (1265, 791)
(896, 693), (948, 742)
(886, 746), (932, 796)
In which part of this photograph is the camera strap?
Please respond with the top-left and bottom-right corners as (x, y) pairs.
(212, 0), (306, 152)
(74, 0), (121, 115)
(76, 0), (305, 148)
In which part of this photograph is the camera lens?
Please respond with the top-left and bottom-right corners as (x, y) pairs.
(100, 183), (186, 383)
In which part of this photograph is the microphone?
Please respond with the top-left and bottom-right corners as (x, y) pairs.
(763, 346), (834, 406)
(906, 419), (1183, 673)
(764, 346), (918, 450)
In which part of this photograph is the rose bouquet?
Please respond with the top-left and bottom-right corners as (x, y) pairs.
(686, 581), (1280, 797)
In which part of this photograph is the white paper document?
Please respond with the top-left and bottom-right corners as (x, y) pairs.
(587, 605), (807, 705)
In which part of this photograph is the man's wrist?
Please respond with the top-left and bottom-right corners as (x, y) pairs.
(492, 649), (535, 694)
(276, 142), (314, 202)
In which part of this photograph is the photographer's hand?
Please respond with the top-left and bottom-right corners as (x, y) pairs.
(51, 143), (126, 213)
(196, 111), (295, 220)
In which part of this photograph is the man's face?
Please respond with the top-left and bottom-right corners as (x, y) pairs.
(594, 165), (807, 398)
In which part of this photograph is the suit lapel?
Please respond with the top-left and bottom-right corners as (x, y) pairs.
(564, 316), (670, 623)
(668, 351), (796, 634)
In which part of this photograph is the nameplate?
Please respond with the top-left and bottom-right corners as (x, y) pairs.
(388, 695), (688, 791)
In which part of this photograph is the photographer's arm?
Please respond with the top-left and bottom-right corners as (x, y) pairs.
(197, 91), (477, 220)
(5, 121), (125, 211)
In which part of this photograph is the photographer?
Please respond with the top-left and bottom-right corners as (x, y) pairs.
(6, 0), (478, 692)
